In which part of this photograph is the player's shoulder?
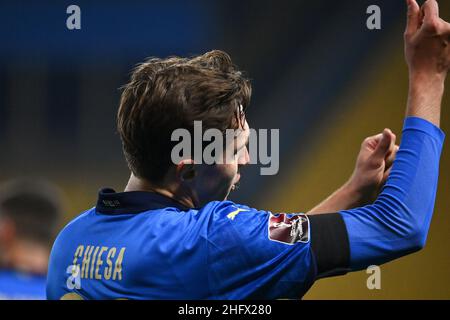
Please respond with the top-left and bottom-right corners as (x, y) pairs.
(203, 201), (311, 247)
(51, 208), (95, 247)
(197, 201), (272, 240)
(200, 200), (269, 221)
(59, 207), (95, 233)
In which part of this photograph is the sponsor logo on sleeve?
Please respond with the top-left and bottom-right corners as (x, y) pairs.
(268, 213), (310, 245)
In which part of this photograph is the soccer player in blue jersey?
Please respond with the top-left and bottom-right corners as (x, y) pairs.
(0, 180), (62, 299)
(47, 0), (450, 299)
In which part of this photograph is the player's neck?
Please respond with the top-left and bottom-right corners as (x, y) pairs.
(124, 174), (196, 209)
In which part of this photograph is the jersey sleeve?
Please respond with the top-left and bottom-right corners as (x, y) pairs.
(205, 201), (317, 299)
(339, 117), (445, 271)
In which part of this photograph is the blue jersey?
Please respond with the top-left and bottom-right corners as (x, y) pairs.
(0, 270), (47, 300)
(47, 194), (316, 299)
(47, 117), (445, 299)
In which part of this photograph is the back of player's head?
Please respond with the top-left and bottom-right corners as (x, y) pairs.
(0, 179), (63, 246)
(117, 50), (252, 184)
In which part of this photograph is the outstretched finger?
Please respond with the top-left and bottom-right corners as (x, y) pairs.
(422, 0), (439, 23)
(405, 0), (421, 36)
(372, 129), (394, 159)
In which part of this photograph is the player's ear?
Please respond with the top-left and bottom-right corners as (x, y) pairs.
(176, 159), (196, 182)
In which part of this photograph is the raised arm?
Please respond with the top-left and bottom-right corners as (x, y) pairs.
(308, 0), (449, 277)
(405, 0), (448, 125)
(337, 0), (449, 271)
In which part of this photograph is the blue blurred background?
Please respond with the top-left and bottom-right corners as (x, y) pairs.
(0, 0), (449, 299)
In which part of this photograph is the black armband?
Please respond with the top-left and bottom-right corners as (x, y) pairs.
(308, 213), (351, 279)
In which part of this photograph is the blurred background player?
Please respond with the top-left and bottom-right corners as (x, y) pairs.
(0, 179), (63, 299)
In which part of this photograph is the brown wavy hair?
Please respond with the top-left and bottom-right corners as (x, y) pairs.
(117, 50), (252, 183)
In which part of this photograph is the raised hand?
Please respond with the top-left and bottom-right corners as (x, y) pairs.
(404, 0), (449, 127)
(405, 0), (450, 78)
(346, 129), (399, 204)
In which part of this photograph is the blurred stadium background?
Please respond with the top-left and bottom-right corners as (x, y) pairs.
(0, 0), (449, 299)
